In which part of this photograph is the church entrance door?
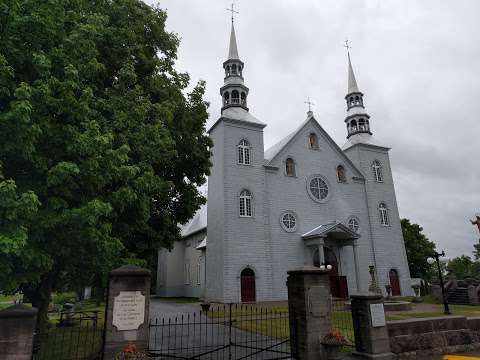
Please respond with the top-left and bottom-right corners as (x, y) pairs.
(240, 268), (256, 302)
(389, 269), (401, 296)
(313, 247), (349, 298)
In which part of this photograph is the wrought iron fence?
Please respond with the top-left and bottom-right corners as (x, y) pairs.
(331, 298), (354, 349)
(148, 303), (296, 359)
(32, 310), (103, 360)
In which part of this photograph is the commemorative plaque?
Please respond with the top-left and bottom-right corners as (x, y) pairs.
(112, 291), (146, 331)
(370, 303), (386, 327)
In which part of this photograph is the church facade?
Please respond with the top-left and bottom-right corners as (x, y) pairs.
(156, 22), (412, 302)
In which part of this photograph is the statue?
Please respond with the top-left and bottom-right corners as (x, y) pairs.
(471, 214), (480, 234)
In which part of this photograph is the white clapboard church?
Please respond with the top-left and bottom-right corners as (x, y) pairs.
(156, 20), (412, 302)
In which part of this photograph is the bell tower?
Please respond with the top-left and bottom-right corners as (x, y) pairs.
(220, 18), (249, 112)
(344, 49), (372, 139)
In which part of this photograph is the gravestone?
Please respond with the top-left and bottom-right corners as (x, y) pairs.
(103, 265), (151, 360)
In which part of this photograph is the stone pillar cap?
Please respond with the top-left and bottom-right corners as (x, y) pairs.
(350, 292), (383, 300)
(287, 266), (332, 275)
(109, 265), (151, 277)
(0, 304), (38, 318)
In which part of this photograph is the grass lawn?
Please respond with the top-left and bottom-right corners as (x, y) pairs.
(155, 296), (200, 303)
(387, 303), (480, 320)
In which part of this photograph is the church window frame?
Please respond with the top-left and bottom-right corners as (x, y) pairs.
(239, 189), (253, 217)
(306, 174), (330, 203)
(379, 202), (390, 226)
(237, 139), (251, 165)
(285, 157), (296, 177)
(372, 160), (383, 182)
(280, 211), (297, 232)
(196, 258), (202, 285)
(336, 165), (347, 183)
(231, 89), (240, 104)
(347, 216), (360, 233)
(308, 133), (319, 150)
(184, 262), (191, 285)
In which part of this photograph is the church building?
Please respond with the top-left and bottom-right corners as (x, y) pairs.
(156, 20), (412, 302)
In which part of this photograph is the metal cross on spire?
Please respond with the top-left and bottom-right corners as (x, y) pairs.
(227, 2), (239, 23)
(304, 97), (315, 113)
(344, 39), (352, 53)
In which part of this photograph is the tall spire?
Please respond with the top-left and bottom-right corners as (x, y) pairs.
(343, 44), (372, 139)
(220, 6), (249, 113)
(228, 22), (240, 60)
(347, 53), (359, 94)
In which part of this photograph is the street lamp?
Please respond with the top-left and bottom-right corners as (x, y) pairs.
(427, 250), (450, 315)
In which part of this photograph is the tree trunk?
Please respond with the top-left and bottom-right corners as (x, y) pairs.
(22, 273), (56, 332)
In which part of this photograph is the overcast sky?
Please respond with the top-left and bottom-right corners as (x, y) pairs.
(149, 0), (480, 258)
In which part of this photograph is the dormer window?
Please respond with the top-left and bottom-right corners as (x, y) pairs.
(286, 158), (295, 176)
(308, 133), (318, 149)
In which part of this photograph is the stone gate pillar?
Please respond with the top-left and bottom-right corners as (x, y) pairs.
(287, 266), (332, 360)
(350, 293), (393, 359)
(103, 265), (151, 360)
(0, 304), (37, 360)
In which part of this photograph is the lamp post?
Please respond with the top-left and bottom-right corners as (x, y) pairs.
(427, 251), (450, 315)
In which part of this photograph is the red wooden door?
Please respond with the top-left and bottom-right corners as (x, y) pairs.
(389, 269), (401, 296)
(241, 268), (256, 302)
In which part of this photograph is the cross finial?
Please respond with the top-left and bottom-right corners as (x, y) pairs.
(344, 39), (352, 53)
(227, 2), (239, 23)
(304, 97), (315, 113)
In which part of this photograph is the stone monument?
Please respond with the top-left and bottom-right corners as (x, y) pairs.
(368, 265), (382, 295)
(103, 265), (151, 360)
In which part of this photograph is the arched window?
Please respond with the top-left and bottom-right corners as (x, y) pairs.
(379, 202), (389, 226)
(238, 139), (251, 165)
(309, 133), (318, 149)
(366, 119), (370, 131)
(232, 90), (239, 104)
(231, 64), (237, 74)
(355, 95), (360, 105)
(349, 96), (354, 107)
(359, 118), (365, 131)
(285, 158), (295, 176)
(372, 160), (383, 182)
(226, 65), (231, 76)
(239, 190), (252, 217)
(241, 92), (246, 106)
(223, 91), (230, 106)
(350, 119), (357, 132)
(337, 165), (346, 183)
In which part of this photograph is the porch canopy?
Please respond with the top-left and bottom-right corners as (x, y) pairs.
(302, 221), (361, 290)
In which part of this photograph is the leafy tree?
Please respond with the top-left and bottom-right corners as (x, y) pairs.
(0, 0), (211, 329)
(447, 255), (480, 280)
(401, 218), (436, 280)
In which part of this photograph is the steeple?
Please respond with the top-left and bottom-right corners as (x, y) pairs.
(220, 16), (249, 113)
(228, 22), (239, 60)
(344, 50), (372, 139)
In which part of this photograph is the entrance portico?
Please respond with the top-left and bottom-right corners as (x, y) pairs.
(302, 222), (361, 297)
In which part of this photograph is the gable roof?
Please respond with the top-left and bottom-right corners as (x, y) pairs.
(264, 114), (365, 179)
(179, 204), (207, 238)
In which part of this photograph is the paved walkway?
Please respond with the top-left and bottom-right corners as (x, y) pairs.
(149, 298), (293, 359)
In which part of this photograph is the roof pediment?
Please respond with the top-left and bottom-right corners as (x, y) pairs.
(263, 114), (365, 180)
(302, 222), (360, 240)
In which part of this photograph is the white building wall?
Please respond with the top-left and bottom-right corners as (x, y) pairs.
(345, 143), (413, 296)
(265, 120), (375, 299)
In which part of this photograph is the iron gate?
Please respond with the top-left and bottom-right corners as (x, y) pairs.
(331, 298), (354, 349)
(148, 304), (296, 359)
(32, 310), (103, 360)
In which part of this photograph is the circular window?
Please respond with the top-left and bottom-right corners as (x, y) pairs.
(348, 217), (360, 233)
(280, 212), (297, 232)
(307, 175), (329, 202)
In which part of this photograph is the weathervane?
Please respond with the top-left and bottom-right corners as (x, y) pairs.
(344, 39), (352, 54)
(227, 2), (239, 23)
(471, 214), (480, 235)
(304, 97), (315, 113)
